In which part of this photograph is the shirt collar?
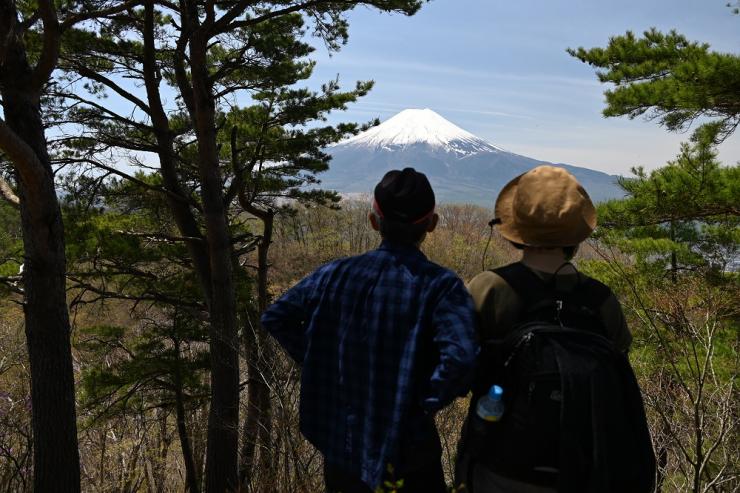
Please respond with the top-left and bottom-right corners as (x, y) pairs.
(378, 240), (427, 259)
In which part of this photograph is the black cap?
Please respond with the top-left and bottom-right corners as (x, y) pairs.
(373, 168), (435, 223)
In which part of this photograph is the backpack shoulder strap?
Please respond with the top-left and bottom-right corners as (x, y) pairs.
(491, 262), (548, 307)
(576, 276), (612, 309)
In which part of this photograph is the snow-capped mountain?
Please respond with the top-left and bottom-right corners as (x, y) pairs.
(321, 108), (623, 205)
(339, 108), (502, 155)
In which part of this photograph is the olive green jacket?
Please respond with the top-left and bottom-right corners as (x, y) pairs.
(466, 264), (632, 352)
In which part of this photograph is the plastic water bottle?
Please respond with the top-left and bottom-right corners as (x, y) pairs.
(476, 384), (504, 422)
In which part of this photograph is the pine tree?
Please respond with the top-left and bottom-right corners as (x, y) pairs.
(62, 171), (219, 493)
(594, 123), (739, 278)
(78, 316), (210, 493)
(582, 127), (739, 493)
(53, 3), (424, 490)
(0, 3), (143, 490)
(572, 25), (740, 486)
(568, 29), (740, 141)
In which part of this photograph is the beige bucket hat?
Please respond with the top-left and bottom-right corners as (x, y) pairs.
(494, 165), (597, 247)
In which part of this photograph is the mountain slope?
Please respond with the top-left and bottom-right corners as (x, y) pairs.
(320, 109), (623, 205)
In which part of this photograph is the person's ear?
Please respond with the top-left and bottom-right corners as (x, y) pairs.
(368, 212), (381, 231)
(426, 213), (439, 233)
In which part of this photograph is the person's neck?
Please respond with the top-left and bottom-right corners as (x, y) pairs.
(381, 238), (422, 250)
(520, 249), (572, 274)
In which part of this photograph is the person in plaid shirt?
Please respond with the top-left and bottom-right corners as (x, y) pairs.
(262, 168), (478, 493)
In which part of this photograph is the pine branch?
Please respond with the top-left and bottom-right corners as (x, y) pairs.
(601, 207), (740, 229)
(18, 10), (40, 33)
(68, 275), (205, 310)
(209, 0), (258, 33)
(60, 91), (151, 131)
(71, 63), (151, 114)
(60, 0), (142, 30)
(220, 0), (332, 33)
(57, 157), (202, 211)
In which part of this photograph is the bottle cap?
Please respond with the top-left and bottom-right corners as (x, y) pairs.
(489, 384), (503, 400)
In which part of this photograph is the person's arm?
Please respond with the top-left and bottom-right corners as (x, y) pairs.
(260, 273), (319, 364)
(422, 276), (479, 413)
(465, 271), (523, 397)
(466, 271), (521, 342)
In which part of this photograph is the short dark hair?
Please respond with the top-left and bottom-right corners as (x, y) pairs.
(378, 215), (430, 245)
(509, 241), (578, 260)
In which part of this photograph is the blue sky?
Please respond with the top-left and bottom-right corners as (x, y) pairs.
(307, 0), (740, 175)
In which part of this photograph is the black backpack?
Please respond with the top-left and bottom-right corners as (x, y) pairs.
(470, 263), (655, 493)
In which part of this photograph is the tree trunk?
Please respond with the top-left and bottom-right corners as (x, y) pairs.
(12, 92), (81, 493)
(141, 0), (213, 305)
(239, 324), (271, 488)
(254, 214), (275, 482)
(239, 208), (275, 489)
(0, 3), (80, 490)
(669, 221), (678, 283)
(189, 32), (240, 493)
(174, 340), (201, 493)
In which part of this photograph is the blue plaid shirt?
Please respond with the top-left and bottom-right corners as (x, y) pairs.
(262, 241), (478, 488)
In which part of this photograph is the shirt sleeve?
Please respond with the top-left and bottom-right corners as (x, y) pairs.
(466, 271), (521, 341)
(261, 272), (319, 364)
(422, 275), (479, 412)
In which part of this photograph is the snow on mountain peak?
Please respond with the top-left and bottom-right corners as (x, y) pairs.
(339, 108), (502, 155)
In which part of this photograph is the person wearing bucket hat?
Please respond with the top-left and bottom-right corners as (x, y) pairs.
(262, 168), (478, 493)
(470, 166), (630, 349)
(454, 166), (654, 493)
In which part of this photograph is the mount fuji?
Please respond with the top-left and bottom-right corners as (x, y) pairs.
(320, 108), (623, 205)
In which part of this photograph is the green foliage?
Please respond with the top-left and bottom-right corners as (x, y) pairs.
(78, 314), (210, 420)
(578, 115), (739, 493)
(61, 174), (207, 309)
(568, 29), (740, 141)
(594, 124), (739, 274)
(222, 77), (374, 210)
(55, 2), (384, 221)
(60, 174), (212, 423)
(0, 200), (21, 279)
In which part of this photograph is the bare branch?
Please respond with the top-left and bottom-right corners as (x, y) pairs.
(0, 117), (46, 190)
(114, 230), (205, 243)
(0, 275), (23, 295)
(31, 0), (60, 90)
(0, 176), (19, 208)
